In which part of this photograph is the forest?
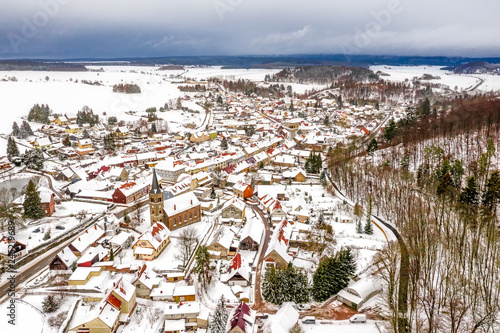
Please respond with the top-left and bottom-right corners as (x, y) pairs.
(328, 97), (500, 332)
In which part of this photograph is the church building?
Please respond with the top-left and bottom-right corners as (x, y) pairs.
(149, 169), (201, 230)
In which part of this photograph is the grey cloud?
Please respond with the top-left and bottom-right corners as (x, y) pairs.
(0, 0), (498, 58)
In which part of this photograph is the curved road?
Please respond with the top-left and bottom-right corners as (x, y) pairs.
(325, 169), (409, 332)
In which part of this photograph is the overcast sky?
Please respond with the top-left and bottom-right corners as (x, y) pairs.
(1, 0), (499, 59)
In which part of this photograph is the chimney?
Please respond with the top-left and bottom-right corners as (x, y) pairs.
(174, 205), (176, 210)
(78, 237), (81, 241)
(190, 200), (192, 205)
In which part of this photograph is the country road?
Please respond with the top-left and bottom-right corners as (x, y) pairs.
(250, 205), (271, 311)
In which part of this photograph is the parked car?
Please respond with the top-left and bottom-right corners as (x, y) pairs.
(297, 304), (312, 311)
(302, 316), (316, 324)
(349, 314), (367, 323)
(55, 225), (65, 230)
(32, 228), (41, 233)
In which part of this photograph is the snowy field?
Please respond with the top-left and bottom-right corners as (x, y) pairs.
(0, 66), (280, 136)
(370, 65), (500, 92)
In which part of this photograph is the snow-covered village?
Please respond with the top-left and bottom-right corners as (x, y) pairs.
(1, 60), (500, 333)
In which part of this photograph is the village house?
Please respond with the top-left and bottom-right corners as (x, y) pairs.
(233, 180), (253, 199)
(39, 189), (56, 216)
(69, 278), (137, 333)
(207, 226), (236, 259)
(228, 302), (256, 333)
(132, 264), (162, 298)
(69, 225), (105, 257)
(239, 218), (264, 251)
(221, 197), (246, 224)
(221, 253), (252, 287)
(132, 222), (171, 260)
(76, 138), (95, 156)
(49, 246), (78, 270)
(112, 180), (150, 204)
(264, 219), (293, 269)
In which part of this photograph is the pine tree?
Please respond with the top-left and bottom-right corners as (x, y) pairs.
(356, 220), (363, 234)
(194, 245), (213, 289)
(311, 248), (356, 301)
(23, 179), (44, 220)
(210, 186), (216, 199)
(209, 295), (229, 333)
(367, 139), (378, 157)
(7, 137), (19, 160)
(436, 172), (454, 197)
(150, 123), (157, 133)
(383, 118), (397, 142)
(459, 176), (479, 207)
(482, 171), (500, 213)
(109, 247), (115, 261)
(262, 264), (310, 305)
(104, 134), (116, 152)
(20, 121), (34, 139)
(23, 149), (44, 170)
(82, 129), (90, 139)
(11, 122), (21, 138)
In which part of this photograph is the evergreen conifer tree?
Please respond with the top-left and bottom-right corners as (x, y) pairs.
(7, 137), (19, 160)
(23, 179), (44, 219)
(209, 295), (229, 333)
(11, 122), (21, 138)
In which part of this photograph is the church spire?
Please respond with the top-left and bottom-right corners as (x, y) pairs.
(150, 168), (161, 194)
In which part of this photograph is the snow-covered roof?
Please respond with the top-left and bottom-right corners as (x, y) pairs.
(163, 191), (199, 216)
(55, 247), (78, 267)
(172, 285), (196, 297)
(240, 218), (264, 244)
(223, 196), (246, 212)
(209, 226), (235, 250)
(134, 222), (170, 251)
(69, 267), (101, 281)
(164, 301), (200, 315)
(265, 302), (299, 333)
(112, 277), (136, 302)
(70, 225), (105, 253)
(228, 302), (255, 333)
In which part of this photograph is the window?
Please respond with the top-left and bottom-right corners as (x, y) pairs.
(150, 198), (154, 203)
(173, 218), (176, 225)
(194, 210), (197, 217)
(184, 214), (187, 221)
(189, 212), (192, 219)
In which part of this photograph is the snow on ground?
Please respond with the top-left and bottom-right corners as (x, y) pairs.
(0, 66), (279, 136)
(370, 65), (500, 92)
(0, 294), (77, 333)
(206, 280), (239, 304)
(300, 321), (380, 333)
(1, 299), (44, 333)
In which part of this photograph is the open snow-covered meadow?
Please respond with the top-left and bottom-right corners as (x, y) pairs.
(370, 65), (500, 92)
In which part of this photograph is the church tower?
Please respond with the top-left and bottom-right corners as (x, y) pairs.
(149, 168), (164, 226)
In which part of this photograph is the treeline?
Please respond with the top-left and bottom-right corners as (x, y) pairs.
(218, 79), (289, 98)
(28, 104), (51, 124)
(178, 84), (207, 92)
(112, 83), (141, 94)
(262, 248), (356, 305)
(268, 65), (379, 84)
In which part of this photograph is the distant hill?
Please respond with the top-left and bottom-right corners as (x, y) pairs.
(445, 61), (500, 75)
(3, 55), (500, 71)
(0, 60), (87, 71)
